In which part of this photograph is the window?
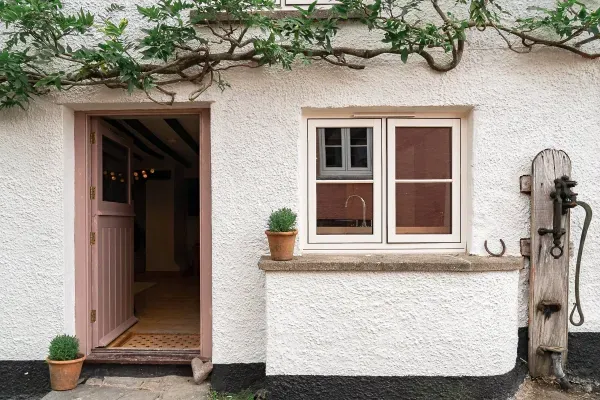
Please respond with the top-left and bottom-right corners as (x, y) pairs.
(308, 119), (382, 244)
(305, 116), (466, 251)
(276, 0), (334, 7)
(318, 127), (372, 177)
(102, 136), (130, 204)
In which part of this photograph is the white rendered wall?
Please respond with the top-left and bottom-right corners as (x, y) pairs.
(265, 271), (520, 376)
(0, 103), (72, 360)
(0, 0), (600, 365)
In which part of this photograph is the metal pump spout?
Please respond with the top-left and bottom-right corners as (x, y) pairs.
(550, 352), (571, 390)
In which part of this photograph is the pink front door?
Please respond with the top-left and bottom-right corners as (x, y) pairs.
(90, 117), (137, 347)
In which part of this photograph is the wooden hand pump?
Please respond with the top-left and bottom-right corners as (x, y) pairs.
(528, 149), (592, 383)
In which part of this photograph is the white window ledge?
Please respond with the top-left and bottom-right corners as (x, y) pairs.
(258, 254), (524, 272)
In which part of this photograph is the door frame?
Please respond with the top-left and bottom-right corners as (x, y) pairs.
(74, 108), (212, 359)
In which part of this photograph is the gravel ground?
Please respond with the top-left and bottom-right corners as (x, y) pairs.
(515, 378), (600, 400)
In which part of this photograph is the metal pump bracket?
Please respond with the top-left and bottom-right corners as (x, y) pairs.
(537, 176), (578, 259)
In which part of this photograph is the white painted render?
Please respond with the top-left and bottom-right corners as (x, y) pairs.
(265, 271), (520, 376)
(0, 1), (599, 375)
(0, 103), (70, 360)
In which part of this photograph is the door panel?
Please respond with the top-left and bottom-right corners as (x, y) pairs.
(97, 217), (136, 346)
(91, 117), (137, 348)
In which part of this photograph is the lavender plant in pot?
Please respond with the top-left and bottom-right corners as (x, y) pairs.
(266, 208), (297, 261)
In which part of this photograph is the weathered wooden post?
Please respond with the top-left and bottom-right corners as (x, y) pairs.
(528, 149), (572, 379)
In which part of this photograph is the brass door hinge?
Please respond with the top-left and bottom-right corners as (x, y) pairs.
(90, 232), (96, 245)
(90, 309), (97, 323)
(90, 186), (96, 200)
(90, 131), (96, 145)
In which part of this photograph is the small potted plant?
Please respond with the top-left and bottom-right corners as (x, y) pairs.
(47, 334), (85, 391)
(266, 208), (298, 261)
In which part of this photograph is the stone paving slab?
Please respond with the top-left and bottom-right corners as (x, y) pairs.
(41, 375), (210, 400)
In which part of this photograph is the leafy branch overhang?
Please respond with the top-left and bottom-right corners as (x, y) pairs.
(0, 0), (598, 109)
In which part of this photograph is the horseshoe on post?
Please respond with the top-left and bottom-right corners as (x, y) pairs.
(484, 239), (506, 257)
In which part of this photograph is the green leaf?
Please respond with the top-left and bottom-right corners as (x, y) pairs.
(400, 48), (409, 63)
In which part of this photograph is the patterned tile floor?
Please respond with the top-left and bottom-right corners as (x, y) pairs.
(111, 333), (200, 350)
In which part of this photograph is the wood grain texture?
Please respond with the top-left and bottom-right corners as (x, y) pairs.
(529, 149), (571, 377)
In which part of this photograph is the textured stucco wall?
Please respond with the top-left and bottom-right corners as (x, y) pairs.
(207, 50), (600, 365)
(0, 103), (71, 360)
(0, 0), (599, 369)
(266, 271), (520, 376)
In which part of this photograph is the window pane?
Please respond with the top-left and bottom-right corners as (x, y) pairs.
(350, 128), (368, 145)
(350, 147), (368, 168)
(395, 183), (451, 234)
(325, 147), (343, 168)
(317, 183), (373, 235)
(395, 127), (452, 179)
(102, 136), (129, 204)
(324, 128), (342, 145)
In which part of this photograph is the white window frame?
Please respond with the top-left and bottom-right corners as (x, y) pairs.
(386, 118), (461, 244)
(318, 127), (372, 177)
(301, 112), (468, 253)
(275, 0), (336, 6)
(308, 119), (383, 244)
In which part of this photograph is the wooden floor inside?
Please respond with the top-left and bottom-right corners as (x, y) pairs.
(108, 272), (200, 349)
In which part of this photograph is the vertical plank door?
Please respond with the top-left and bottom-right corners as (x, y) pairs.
(90, 117), (137, 347)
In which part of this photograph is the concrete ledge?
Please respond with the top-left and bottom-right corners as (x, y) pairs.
(259, 254), (523, 272)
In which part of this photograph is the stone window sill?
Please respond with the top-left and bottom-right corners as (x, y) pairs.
(258, 254), (523, 272)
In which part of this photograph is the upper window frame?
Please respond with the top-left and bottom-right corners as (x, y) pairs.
(301, 112), (469, 253)
(308, 119), (383, 244)
(318, 127), (373, 177)
(275, 0), (336, 7)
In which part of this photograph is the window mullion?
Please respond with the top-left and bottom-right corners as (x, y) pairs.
(343, 128), (350, 171)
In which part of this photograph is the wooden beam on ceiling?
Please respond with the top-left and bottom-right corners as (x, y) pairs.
(103, 118), (165, 161)
(164, 118), (199, 155)
(123, 119), (191, 168)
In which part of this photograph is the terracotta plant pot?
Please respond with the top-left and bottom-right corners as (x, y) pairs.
(266, 230), (297, 261)
(47, 354), (86, 391)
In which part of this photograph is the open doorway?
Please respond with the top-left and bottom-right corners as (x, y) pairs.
(103, 115), (201, 350)
(74, 109), (211, 361)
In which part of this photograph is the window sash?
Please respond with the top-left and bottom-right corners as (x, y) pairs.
(318, 128), (372, 176)
(308, 119), (383, 244)
(283, 0), (336, 5)
(386, 118), (462, 243)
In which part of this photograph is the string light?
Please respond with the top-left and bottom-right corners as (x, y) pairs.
(132, 168), (156, 181)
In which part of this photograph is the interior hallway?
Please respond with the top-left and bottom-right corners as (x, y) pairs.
(108, 272), (200, 349)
